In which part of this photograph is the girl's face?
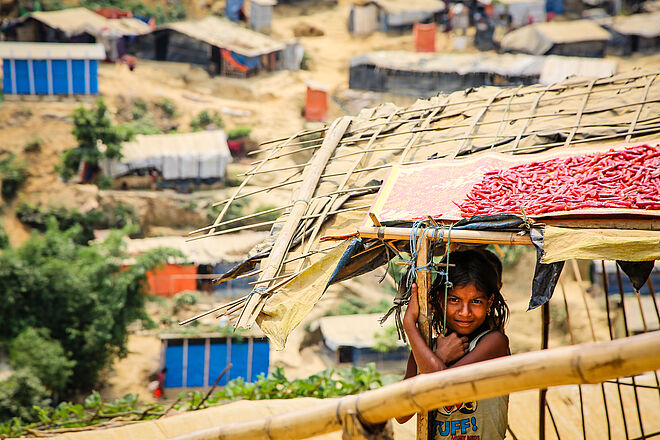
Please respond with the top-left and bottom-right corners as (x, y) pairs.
(445, 284), (493, 336)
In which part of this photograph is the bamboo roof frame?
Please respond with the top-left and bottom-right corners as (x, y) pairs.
(189, 70), (660, 311)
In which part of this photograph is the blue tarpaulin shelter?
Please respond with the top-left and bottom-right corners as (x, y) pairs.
(161, 333), (270, 388)
(0, 42), (105, 95)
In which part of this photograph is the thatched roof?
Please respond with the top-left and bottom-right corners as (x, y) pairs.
(188, 70), (660, 348)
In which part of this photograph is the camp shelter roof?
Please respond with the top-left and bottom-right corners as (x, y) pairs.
(597, 12), (660, 39)
(101, 130), (232, 180)
(20, 7), (151, 37)
(160, 16), (285, 57)
(123, 231), (269, 265)
(191, 69), (660, 349)
(319, 313), (406, 351)
(372, 0), (445, 13)
(351, 51), (617, 82)
(0, 41), (105, 59)
(500, 20), (611, 55)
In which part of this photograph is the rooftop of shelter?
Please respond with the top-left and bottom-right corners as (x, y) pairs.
(0, 41), (105, 59)
(160, 16), (286, 58)
(18, 7), (151, 37)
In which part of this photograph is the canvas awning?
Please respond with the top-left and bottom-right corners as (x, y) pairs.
(101, 130), (232, 180)
(123, 232), (269, 265)
(190, 70), (660, 348)
(500, 20), (611, 55)
(598, 12), (660, 38)
(18, 7), (151, 38)
(160, 16), (285, 58)
(319, 313), (406, 351)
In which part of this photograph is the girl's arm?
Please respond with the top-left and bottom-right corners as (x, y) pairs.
(403, 284), (468, 373)
(451, 331), (509, 367)
(395, 354), (419, 423)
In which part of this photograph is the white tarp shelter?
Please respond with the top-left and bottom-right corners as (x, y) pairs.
(500, 20), (611, 55)
(102, 130), (232, 180)
(495, 0), (546, 28)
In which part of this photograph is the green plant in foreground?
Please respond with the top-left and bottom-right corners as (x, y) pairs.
(0, 364), (401, 437)
(226, 126), (252, 140)
(190, 110), (224, 132)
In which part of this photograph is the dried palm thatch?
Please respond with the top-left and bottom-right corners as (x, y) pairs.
(186, 70), (660, 346)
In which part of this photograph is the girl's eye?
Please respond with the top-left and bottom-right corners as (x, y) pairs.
(448, 297), (459, 303)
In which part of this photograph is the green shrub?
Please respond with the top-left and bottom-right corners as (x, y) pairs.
(190, 110), (224, 132)
(173, 291), (199, 313)
(131, 98), (148, 120)
(206, 198), (250, 231)
(226, 126), (252, 140)
(156, 98), (177, 119)
(0, 153), (28, 200)
(0, 370), (51, 422)
(23, 137), (42, 153)
(0, 224), (8, 249)
(8, 327), (76, 394)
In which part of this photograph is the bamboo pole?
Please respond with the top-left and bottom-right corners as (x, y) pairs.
(358, 226), (534, 246)
(235, 116), (353, 329)
(415, 236), (431, 440)
(167, 332), (660, 440)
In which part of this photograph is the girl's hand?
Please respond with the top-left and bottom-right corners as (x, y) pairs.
(435, 332), (469, 364)
(404, 283), (420, 324)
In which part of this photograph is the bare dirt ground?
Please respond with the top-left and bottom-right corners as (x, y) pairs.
(2, 0), (660, 437)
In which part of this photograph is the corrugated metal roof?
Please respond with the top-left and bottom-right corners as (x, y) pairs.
(123, 231), (269, 265)
(0, 42), (105, 59)
(160, 16), (285, 57)
(23, 7), (151, 37)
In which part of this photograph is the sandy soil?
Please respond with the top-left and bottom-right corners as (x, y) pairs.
(2, 1), (660, 437)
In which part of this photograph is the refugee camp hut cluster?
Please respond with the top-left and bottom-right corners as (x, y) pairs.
(318, 314), (408, 369)
(160, 330), (270, 393)
(100, 130), (232, 190)
(500, 19), (611, 57)
(0, 42), (104, 96)
(186, 69), (660, 438)
(348, 0), (445, 35)
(122, 231), (267, 296)
(598, 12), (660, 55)
(2, 8), (151, 61)
(349, 50), (617, 96)
(134, 16), (286, 76)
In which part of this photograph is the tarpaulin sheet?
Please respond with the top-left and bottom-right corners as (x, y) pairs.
(542, 226), (660, 263)
(256, 240), (351, 350)
(367, 143), (660, 223)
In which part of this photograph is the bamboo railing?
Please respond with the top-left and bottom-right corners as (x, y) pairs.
(167, 332), (660, 440)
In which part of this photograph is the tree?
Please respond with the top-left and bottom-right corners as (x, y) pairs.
(0, 221), (177, 394)
(58, 99), (127, 181)
(0, 370), (51, 422)
(8, 327), (76, 395)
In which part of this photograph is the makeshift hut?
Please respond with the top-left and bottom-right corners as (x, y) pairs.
(250, 0), (276, 31)
(122, 232), (267, 296)
(1, 8), (151, 61)
(0, 42), (104, 95)
(349, 50), (617, 96)
(598, 12), (660, 56)
(185, 69), (660, 439)
(159, 331), (269, 393)
(318, 313), (409, 368)
(499, 19), (611, 57)
(348, 0), (445, 35)
(100, 130), (232, 189)
(133, 16), (285, 76)
(494, 0), (546, 28)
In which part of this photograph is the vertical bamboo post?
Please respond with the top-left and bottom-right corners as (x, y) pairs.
(539, 302), (550, 440)
(416, 235), (431, 440)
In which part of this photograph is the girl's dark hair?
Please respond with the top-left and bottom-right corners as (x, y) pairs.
(429, 250), (509, 335)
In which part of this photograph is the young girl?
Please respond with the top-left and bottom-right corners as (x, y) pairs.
(396, 250), (510, 440)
